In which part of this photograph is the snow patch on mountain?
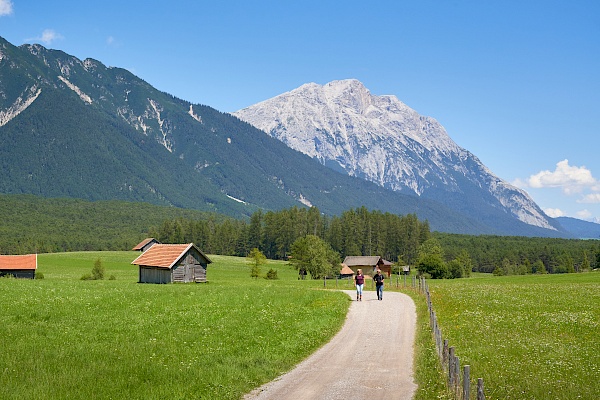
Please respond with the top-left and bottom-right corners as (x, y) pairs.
(234, 79), (556, 231)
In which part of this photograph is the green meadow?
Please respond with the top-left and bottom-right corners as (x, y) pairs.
(427, 273), (600, 399)
(3, 252), (599, 400)
(0, 252), (349, 400)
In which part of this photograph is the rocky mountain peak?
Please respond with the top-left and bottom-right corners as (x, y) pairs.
(234, 79), (560, 232)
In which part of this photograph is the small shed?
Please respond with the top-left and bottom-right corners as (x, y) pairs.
(0, 254), (37, 279)
(339, 264), (355, 279)
(132, 238), (160, 252)
(342, 255), (392, 277)
(131, 243), (212, 284)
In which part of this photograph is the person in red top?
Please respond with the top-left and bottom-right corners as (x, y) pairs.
(354, 269), (365, 301)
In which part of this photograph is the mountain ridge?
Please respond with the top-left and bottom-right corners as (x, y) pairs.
(0, 37), (570, 237)
(233, 79), (564, 234)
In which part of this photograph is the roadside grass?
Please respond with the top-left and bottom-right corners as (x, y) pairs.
(427, 273), (600, 400)
(402, 288), (452, 400)
(0, 252), (348, 400)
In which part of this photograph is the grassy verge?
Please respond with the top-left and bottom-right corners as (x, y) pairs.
(401, 288), (451, 400)
(427, 273), (600, 399)
(0, 252), (348, 399)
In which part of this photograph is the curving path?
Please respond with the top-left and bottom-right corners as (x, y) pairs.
(244, 289), (417, 400)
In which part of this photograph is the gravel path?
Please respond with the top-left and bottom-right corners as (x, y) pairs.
(244, 289), (417, 400)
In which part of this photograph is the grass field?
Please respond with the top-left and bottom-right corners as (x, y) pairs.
(0, 252), (349, 400)
(6, 251), (596, 400)
(427, 273), (600, 400)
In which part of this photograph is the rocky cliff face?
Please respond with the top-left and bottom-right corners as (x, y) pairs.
(234, 79), (559, 231)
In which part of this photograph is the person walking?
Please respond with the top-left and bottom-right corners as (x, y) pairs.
(354, 269), (364, 301)
(374, 269), (384, 300)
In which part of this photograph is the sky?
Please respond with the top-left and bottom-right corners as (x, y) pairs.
(1, 0), (599, 222)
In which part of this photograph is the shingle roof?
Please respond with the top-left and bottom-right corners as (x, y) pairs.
(0, 254), (37, 270)
(131, 244), (211, 269)
(132, 238), (159, 251)
(340, 264), (354, 275)
(342, 256), (381, 267)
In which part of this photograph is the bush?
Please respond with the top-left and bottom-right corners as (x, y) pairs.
(91, 258), (105, 280)
(80, 273), (92, 280)
(265, 269), (278, 280)
(35, 273), (44, 279)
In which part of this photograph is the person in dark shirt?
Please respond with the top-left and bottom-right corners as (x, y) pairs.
(373, 269), (384, 300)
(354, 269), (365, 301)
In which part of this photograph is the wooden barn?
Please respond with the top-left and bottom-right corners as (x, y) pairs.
(339, 264), (355, 279)
(132, 238), (160, 252)
(131, 243), (212, 284)
(0, 254), (37, 279)
(342, 256), (392, 277)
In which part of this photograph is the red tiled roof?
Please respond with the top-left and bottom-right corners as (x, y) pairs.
(0, 254), (37, 270)
(131, 244), (211, 269)
(132, 238), (158, 251)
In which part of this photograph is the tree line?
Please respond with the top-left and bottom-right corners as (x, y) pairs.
(435, 232), (600, 274)
(2, 193), (598, 278)
(151, 207), (600, 278)
(149, 206), (431, 265)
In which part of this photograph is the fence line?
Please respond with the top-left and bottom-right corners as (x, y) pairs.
(419, 277), (485, 400)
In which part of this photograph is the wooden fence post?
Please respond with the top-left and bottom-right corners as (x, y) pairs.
(448, 346), (455, 386)
(454, 355), (461, 397)
(477, 378), (485, 400)
(443, 339), (449, 367)
(463, 365), (470, 400)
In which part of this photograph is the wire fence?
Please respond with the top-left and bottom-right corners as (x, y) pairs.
(419, 276), (486, 400)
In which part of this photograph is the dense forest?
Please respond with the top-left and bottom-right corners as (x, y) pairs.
(435, 232), (600, 274)
(1, 194), (599, 276)
(148, 206), (431, 265)
(0, 194), (221, 254)
(149, 206), (600, 276)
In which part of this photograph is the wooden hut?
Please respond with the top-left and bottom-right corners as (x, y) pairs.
(339, 264), (355, 279)
(0, 254), (37, 279)
(342, 256), (392, 277)
(132, 238), (160, 252)
(131, 243), (212, 284)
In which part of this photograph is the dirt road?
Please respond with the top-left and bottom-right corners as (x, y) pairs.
(244, 289), (417, 400)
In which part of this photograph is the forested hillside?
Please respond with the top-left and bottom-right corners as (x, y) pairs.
(0, 194), (219, 254)
(2, 194), (598, 277)
(0, 36), (571, 237)
(436, 232), (600, 274)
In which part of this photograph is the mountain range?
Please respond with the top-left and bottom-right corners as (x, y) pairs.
(233, 79), (568, 234)
(0, 35), (592, 237)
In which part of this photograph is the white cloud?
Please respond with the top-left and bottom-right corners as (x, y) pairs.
(576, 209), (592, 219)
(526, 159), (597, 194)
(578, 193), (600, 204)
(27, 29), (64, 45)
(39, 29), (64, 44)
(544, 208), (565, 218)
(107, 36), (115, 45)
(0, 0), (13, 16)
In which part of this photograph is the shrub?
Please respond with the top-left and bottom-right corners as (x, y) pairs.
(265, 269), (278, 280)
(91, 258), (105, 280)
(35, 273), (44, 279)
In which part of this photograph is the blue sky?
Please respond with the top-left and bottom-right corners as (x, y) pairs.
(2, 0), (599, 222)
